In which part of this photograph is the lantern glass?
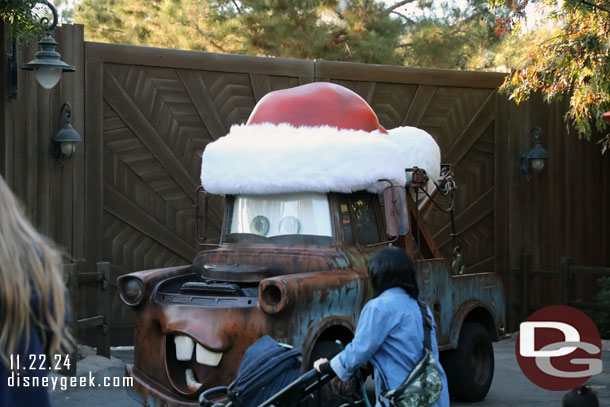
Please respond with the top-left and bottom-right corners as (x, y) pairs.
(531, 158), (545, 172)
(60, 141), (76, 158)
(35, 67), (62, 89)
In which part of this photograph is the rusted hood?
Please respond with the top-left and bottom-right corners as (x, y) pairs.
(192, 246), (356, 281)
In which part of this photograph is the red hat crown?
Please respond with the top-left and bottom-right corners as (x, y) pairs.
(247, 82), (387, 134)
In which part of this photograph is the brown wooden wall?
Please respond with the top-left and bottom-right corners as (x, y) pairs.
(2, 24), (609, 343)
(2, 25), (85, 262)
(1, 24), (90, 331)
(503, 95), (610, 326)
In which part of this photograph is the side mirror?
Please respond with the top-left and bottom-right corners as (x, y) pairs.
(196, 186), (209, 244)
(197, 187), (225, 246)
(383, 186), (409, 237)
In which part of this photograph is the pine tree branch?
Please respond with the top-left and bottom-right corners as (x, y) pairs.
(193, 23), (227, 52)
(192, 6), (227, 53)
(231, 0), (242, 15)
(385, 0), (417, 13)
(391, 10), (415, 24)
(448, 9), (486, 34)
(580, 0), (610, 13)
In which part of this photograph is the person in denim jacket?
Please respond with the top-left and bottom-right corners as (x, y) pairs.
(314, 246), (450, 407)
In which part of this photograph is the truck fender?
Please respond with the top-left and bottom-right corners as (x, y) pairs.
(259, 269), (368, 315)
(447, 300), (498, 349)
(301, 316), (355, 369)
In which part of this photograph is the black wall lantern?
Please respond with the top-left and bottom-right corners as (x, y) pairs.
(54, 102), (81, 163)
(22, 32), (75, 89)
(6, 0), (75, 99)
(520, 126), (548, 180)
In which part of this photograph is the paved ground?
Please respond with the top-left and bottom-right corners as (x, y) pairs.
(48, 336), (609, 407)
(49, 347), (140, 407)
(450, 336), (609, 407)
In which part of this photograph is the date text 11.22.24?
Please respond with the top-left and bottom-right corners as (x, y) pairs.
(9, 354), (71, 371)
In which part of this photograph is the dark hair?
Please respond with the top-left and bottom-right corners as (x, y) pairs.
(368, 246), (418, 299)
(562, 386), (599, 407)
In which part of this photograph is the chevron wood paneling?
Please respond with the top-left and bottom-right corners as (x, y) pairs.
(429, 121), (495, 270)
(101, 96), (197, 266)
(370, 83), (419, 129)
(413, 88), (495, 272)
(416, 87), (493, 155)
(103, 212), (185, 272)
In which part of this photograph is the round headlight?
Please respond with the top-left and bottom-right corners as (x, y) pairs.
(120, 278), (144, 306)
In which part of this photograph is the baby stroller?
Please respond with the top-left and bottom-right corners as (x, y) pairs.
(199, 336), (366, 407)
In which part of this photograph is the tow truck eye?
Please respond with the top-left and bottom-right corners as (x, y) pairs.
(120, 278), (144, 306)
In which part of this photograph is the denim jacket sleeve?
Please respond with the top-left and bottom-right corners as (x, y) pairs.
(329, 301), (399, 381)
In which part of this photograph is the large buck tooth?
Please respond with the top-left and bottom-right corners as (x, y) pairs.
(185, 368), (202, 392)
(196, 343), (223, 366)
(174, 335), (195, 361)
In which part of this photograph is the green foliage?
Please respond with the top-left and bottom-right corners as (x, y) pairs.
(74, 0), (556, 74)
(402, 0), (508, 70)
(491, 24), (559, 71)
(1, 0), (45, 41)
(489, 0), (610, 152)
(76, 0), (407, 64)
(75, 0), (528, 68)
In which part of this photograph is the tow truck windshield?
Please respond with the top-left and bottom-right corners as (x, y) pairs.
(222, 192), (333, 245)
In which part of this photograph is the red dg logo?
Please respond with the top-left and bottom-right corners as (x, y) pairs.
(515, 305), (603, 391)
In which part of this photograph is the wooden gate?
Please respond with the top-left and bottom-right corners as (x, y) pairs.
(84, 43), (507, 344)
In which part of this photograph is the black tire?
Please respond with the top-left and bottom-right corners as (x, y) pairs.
(307, 340), (343, 407)
(440, 322), (494, 402)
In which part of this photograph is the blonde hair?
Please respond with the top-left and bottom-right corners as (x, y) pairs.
(0, 175), (72, 368)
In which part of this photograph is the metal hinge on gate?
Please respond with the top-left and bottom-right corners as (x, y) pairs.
(76, 268), (109, 290)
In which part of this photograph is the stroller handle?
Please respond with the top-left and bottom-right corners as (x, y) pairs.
(199, 386), (230, 407)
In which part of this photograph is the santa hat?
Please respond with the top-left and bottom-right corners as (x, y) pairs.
(201, 82), (440, 195)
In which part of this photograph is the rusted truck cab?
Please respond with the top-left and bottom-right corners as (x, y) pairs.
(119, 188), (505, 407)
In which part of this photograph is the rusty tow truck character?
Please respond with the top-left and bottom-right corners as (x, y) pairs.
(117, 82), (506, 406)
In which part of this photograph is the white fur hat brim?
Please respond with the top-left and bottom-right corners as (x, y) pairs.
(201, 123), (441, 195)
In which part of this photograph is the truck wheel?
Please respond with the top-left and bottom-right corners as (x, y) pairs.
(308, 340), (342, 407)
(441, 322), (494, 402)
